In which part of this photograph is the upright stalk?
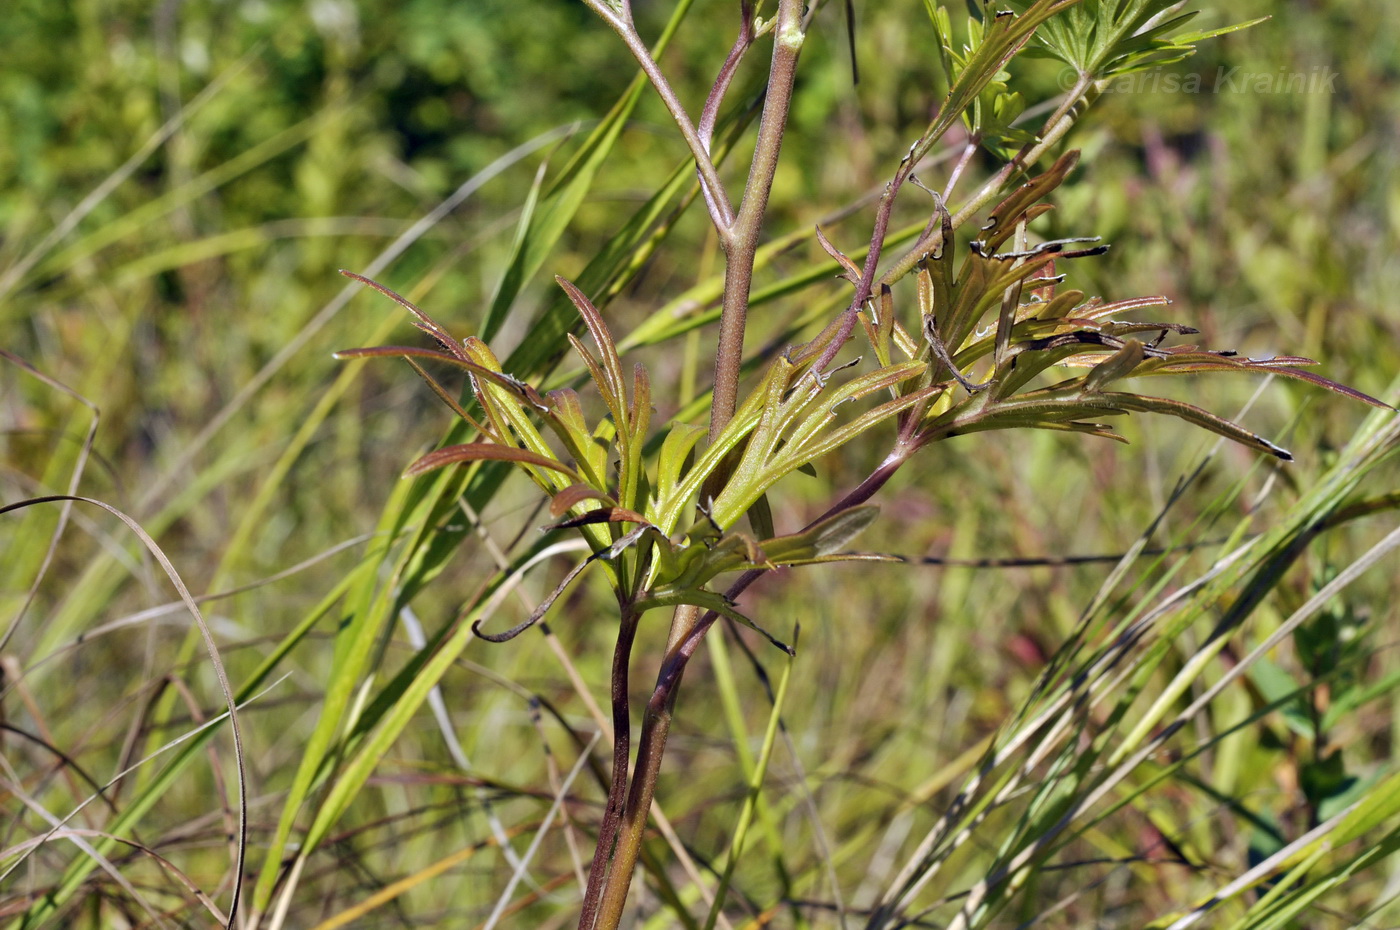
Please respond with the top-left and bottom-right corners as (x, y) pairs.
(581, 4), (808, 927)
(591, 663), (684, 928)
(577, 603), (641, 930)
(578, 4), (1099, 927)
(709, 0), (806, 436)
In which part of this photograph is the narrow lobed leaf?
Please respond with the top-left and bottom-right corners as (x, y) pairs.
(406, 443), (580, 480)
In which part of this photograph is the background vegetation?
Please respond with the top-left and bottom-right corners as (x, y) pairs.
(2, 0), (1399, 926)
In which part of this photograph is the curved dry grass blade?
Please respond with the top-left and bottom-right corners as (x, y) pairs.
(0, 827), (229, 925)
(0, 676), (286, 899)
(7, 535), (373, 691)
(0, 775), (173, 930)
(405, 443), (580, 481)
(0, 495), (247, 929)
(0, 349), (98, 654)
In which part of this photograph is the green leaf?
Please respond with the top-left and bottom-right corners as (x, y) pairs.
(758, 505), (881, 563)
(1332, 767), (1400, 847)
(1100, 391), (1293, 460)
(640, 587), (794, 655)
(545, 388), (609, 489)
(406, 442), (580, 482)
(656, 421), (707, 503)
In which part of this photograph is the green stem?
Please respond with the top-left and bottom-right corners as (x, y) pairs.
(580, 0), (736, 231)
(709, 0), (806, 439)
(584, 3), (807, 926)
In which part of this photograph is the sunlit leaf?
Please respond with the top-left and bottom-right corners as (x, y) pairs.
(406, 443), (580, 480)
(550, 483), (616, 517)
(758, 505), (881, 564)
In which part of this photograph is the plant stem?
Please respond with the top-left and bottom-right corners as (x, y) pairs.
(577, 604), (640, 930)
(591, 449), (918, 923)
(581, 0), (736, 231)
(591, 657), (684, 929)
(577, 4), (810, 926)
(709, 0), (806, 438)
(698, 3), (756, 152)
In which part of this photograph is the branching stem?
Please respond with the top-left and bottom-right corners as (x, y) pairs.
(580, 0), (737, 231)
(710, 0), (806, 438)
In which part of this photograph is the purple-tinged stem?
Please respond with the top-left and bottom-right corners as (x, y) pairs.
(580, 0), (736, 231)
(577, 606), (640, 930)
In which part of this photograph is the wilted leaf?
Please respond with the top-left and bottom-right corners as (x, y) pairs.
(557, 276), (627, 404)
(472, 557), (591, 643)
(1101, 392), (1293, 460)
(341, 271), (470, 363)
(334, 345), (546, 409)
(815, 224), (863, 282)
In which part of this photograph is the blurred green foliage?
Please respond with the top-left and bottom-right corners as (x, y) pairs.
(2, 0), (1399, 926)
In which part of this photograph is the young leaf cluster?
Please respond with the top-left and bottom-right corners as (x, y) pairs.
(823, 151), (1388, 463)
(337, 273), (925, 648)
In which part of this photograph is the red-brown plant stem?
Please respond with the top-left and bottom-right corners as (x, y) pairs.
(698, 2), (756, 153)
(709, 0), (806, 439)
(581, 0), (736, 230)
(587, 443), (916, 926)
(580, 4), (808, 926)
(577, 604), (640, 930)
(590, 655), (684, 929)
